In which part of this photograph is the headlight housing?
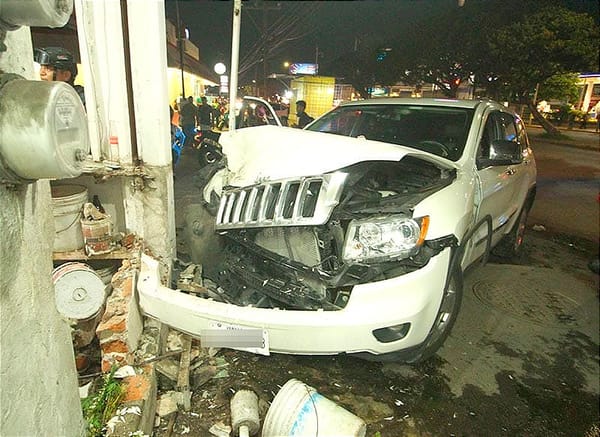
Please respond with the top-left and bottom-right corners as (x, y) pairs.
(342, 215), (429, 262)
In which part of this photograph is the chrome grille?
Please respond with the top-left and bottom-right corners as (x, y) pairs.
(215, 172), (347, 229)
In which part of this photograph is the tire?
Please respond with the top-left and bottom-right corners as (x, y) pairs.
(492, 203), (530, 260)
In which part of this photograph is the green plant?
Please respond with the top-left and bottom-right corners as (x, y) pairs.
(81, 367), (125, 436)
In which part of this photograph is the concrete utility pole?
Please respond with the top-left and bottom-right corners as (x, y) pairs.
(229, 0), (242, 132)
(175, 0), (185, 98)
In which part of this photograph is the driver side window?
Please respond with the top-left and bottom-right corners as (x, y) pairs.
(478, 111), (520, 157)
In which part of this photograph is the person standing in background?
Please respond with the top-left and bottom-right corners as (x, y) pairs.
(34, 46), (85, 107)
(179, 96), (197, 148)
(295, 100), (314, 128)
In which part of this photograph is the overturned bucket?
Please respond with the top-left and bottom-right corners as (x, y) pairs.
(262, 378), (366, 437)
(52, 262), (107, 321)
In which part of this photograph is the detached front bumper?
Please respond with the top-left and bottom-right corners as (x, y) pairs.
(137, 249), (451, 356)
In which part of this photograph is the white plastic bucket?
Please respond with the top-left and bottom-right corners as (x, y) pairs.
(51, 184), (88, 252)
(52, 262), (107, 320)
(262, 379), (366, 437)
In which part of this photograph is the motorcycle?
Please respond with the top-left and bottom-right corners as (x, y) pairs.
(193, 128), (223, 168)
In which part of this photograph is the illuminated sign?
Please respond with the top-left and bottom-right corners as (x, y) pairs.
(289, 63), (318, 75)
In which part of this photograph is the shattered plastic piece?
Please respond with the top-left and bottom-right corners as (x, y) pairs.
(114, 365), (137, 379)
(532, 224), (546, 232)
(180, 425), (190, 434)
(79, 381), (92, 399)
(209, 421), (232, 437)
(118, 406), (142, 416)
(383, 416), (394, 421)
(106, 415), (126, 434)
(394, 399), (404, 406)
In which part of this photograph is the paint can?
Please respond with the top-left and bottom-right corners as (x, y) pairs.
(51, 184), (88, 252)
(52, 262), (107, 321)
(80, 217), (113, 255)
(261, 378), (366, 437)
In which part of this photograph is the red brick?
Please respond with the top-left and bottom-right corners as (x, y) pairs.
(101, 340), (129, 354)
(97, 314), (127, 334)
(122, 373), (151, 402)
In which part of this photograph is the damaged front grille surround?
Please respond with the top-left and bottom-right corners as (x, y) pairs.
(216, 172), (348, 229)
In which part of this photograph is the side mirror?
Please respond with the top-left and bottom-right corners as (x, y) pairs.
(478, 139), (521, 168)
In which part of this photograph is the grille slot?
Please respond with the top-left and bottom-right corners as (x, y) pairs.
(216, 173), (347, 229)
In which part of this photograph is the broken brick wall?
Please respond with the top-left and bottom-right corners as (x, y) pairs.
(97, 259), (144, 372)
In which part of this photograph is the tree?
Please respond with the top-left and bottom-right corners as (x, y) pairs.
(483, 7), (599, 133)
(538, 73), (581, 105)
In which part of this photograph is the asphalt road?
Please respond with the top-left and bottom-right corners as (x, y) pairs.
(164, 129), (600, 437)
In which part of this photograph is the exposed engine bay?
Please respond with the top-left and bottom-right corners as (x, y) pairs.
(199, 157), (457, 310)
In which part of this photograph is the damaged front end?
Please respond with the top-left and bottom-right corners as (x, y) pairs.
(204, 157), (457, 311)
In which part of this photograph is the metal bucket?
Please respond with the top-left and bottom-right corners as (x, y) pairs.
(51, 184), (88, 252)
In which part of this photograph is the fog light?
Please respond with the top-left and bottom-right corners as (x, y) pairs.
(373, 323), (411, 343)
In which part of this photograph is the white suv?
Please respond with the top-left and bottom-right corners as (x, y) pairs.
(139, 98), (536, 362)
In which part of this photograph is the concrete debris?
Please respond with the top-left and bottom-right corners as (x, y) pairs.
(105, 406), (141, 435)
(176, 264), (206, 294)
(209, 421), (232, 437)
(532, 224), (546, 232)
(166, 330), (184, 351)
(156, 391), (182, 417)
(156, 358), (180, 382)
(191, 365), (217, 388)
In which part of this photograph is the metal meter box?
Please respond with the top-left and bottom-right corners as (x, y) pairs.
(0, 75), (89, 184)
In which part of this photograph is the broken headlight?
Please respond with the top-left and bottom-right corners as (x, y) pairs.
(342, 215), (429, 262)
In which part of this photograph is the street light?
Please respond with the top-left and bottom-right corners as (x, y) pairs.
(214, 62), (226, 75)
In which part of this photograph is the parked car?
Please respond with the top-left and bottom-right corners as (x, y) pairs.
(139, 98), (537, 362)
(195, 96), (282, 167)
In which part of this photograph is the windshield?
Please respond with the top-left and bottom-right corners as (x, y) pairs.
(305, 104), (474, 161)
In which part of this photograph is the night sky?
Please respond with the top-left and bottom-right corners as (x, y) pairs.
(164, 0), (453, 74)
(164, 0), (599, 81)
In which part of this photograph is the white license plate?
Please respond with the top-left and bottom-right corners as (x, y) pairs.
(205, 321), (270, 356)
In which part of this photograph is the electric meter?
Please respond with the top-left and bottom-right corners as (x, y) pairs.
(0, 74), (89, 184)
(0, 0), (73, 28)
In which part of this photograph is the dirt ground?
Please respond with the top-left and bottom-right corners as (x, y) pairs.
(151, 145), (599, 437)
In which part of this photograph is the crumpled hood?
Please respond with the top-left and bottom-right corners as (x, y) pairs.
(219, 125), (456, 186)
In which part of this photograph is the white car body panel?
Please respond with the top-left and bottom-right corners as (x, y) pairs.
(139, 98), (537, 360)
(218, 125), (456, 187)
(138, 249), (451, 355)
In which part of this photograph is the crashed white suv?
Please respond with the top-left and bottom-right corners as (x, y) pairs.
(139, 98), (537, 362)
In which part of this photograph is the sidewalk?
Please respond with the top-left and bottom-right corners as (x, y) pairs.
(526, 124), (599, 151)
